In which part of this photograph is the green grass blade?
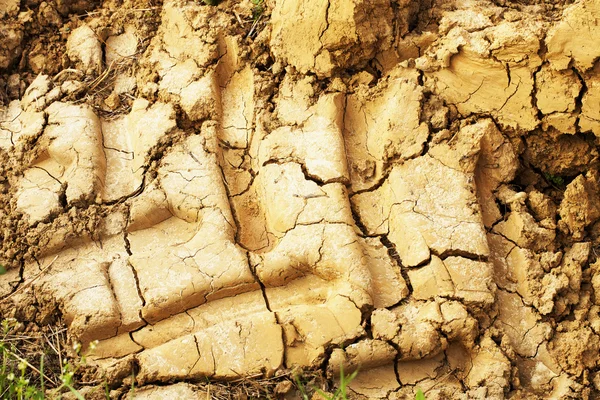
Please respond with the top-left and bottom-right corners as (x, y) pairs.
(415, 388), (426, 400)
(65, 383), (86, 400)
(314, 387), (333, 400)
(294, 375), (310, 400)
(40, 354), (44, 394)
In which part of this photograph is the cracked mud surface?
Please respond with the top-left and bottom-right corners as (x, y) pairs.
(2, 0), (600, 398)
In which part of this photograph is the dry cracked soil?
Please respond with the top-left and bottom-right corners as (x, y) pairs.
(2, 0), (600, 398)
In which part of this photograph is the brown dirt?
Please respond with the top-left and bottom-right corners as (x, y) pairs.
(2, 0), (600, 398)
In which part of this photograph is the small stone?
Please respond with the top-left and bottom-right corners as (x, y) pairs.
(104, 92), (121, 111)
(274, 380), (293, 395)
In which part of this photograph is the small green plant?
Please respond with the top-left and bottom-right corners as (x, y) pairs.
(247, 0), (266, 38)
(543, 172), (565, 188)
(415, 388), (426, 400)
(202, 0), (220, 5)
(129, 370), (136, 398)
(0, 264), (7, 275)
(1, 319), (44, 399)
(294, 374), (310, 400)
(251, 0), (265, 20)
(295, 366), (358, 400)
(0, 318), (102, 400)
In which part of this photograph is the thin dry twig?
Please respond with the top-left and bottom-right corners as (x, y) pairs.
(53, 69), (84, 82)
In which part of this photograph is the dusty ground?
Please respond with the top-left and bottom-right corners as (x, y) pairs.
(2, 0), (600, 398)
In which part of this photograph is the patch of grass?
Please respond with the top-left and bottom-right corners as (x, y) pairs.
(1, 319), (44, 399)
(252, 0), (265, 20)
(0, 318), (99, 399)
(295, 365), (358, 400)
(543, 172), (565, 188)
(247, 0), (266, 39)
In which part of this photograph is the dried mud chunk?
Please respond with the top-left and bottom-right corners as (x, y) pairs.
(273, 74), (317, 125)
(474, 121), (519, 228)
(250, 165), (352, 242)
(127, 137), (256, 323)
(42, 102), (104, 205)
(21, 74), (52, 111)
(107, 255), (145, 334)
(37, 2), (62, 27)
(535, 65), (581, 115)
(344, 366), (399, 399)
(0, 0), (20, 18)
(16, 102), (104, 222)
(552, 243), (590, 312)
(136, 312), (284, 383)
(546, 0), (600, 71)
(127, 215), (254, 322)
(150, 0), (218, 67)
(370, 301), (470, 361)
(524, 131), (599, 177)
(395, 350), (465, 399)
(353, 154), (489, 268)
(15, 167), (63, 224)
(0, 23), (23, 70)
(489, 233), (542, 296)
(396, 352), (445, 385)
(422, 19), (541, 131)
(66, 25), (102, 75)
(35, 240), (125, 343)
(409, 255), (494, 305)
(495, 290), (552, 357)
(549, 325), (600, 376)
(124, 291), (267, 352)
(465, 337), (511, 399)
(130, 383), (206, 400)
(558, 171), (600, 240)
(0, 100), (45, 151)
(218, 66), (254, 146)
(259, 93), (349, 183)
(493, 210), (555, 252)
(270, 0), (393, 77)
(0, 268), (20, 298)
(440, 301), (478, 347)
(344, 74), (428, 192)
(328, 339), (397, 374)
(489, 233), (588, 315)
(101, 99), (176, 202)
(181, 71), (217, 121)
(526, 189), (557, 224)
(273, 293), (365, 367)
(104, 27), (138, 66)
(360, 237), (408, 308)
(429, 120), (491, 173)
(255, 217), (372, 290)
(535, 65), (582, 134)
(134, 0), (220, 97)
(580, 65), (600, 137)
(55, 0), (98, 15)
(514, 348), (563, 396)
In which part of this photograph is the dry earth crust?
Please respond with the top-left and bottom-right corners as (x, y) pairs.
(2, 0), (600, 398)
